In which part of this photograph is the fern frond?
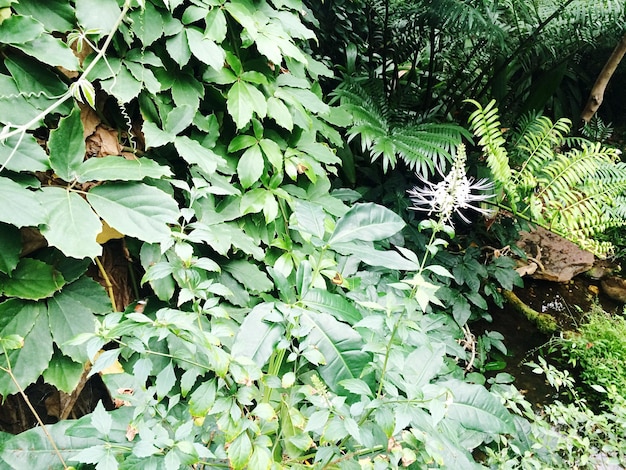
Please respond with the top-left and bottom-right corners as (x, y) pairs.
(466, 99), (512, 193)
(515, 116), (571, 179)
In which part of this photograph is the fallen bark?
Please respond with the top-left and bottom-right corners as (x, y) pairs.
(581, 33), (626, 123)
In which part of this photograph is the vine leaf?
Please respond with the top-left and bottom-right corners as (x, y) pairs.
(39, 186), (102, 259)
(232, 303), (283, 367)
(0, 258), (65, 300)
(42, 351), (84, 394)
(47, 290), (96, 363)
(76, 156), (172, 183)
(86, 182), (179, 243)
(48, 106), (85, 181)
(227, 81), (267, 129)
(0, 223), (20, 274)
(0, 133), (50, 172)
(0, 176), (46, 228)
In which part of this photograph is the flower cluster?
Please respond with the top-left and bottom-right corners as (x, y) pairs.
(408, 144), (494, 225)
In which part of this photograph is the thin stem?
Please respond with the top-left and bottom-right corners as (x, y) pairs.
(95, 256), (118, 311)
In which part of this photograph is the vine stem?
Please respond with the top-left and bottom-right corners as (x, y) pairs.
(0, 0), (133, 171)
(95, 256), (117, 311)
(0, 345), (68, 469)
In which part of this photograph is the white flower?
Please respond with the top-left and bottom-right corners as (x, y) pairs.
(408, 144), (494, 225)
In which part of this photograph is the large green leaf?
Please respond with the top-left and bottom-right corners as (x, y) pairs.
(237, 144), (264, 189)
(224, 259), (273, 294)
(13, 0), (75, 32)
(186, 27), (224, 71)
(299, 309), (371, 395)
(328, 203), (405, 245)
(60, 276), (111, 314)
(0, 299), (53, 396)
(42, 351), (85, 393)
(444, 379), (515, 434)
(0, 258), (65, 300)
(332, 241), (420, 271)
(75, 0), (121, 34)
(227, 80), (267, 129)
(39, 187), (102, 259)
(231, 303), (283, 367)
(301, 289), (362, 324)
(47, 290), (96, 362)
(48, 106), (85, 181)
(0, 15), (43, 44)
(87, 182), (179, 243)
(293, 200), (326, 240)
(174, 135), (225, 175)
(0, 133), (50, 172)
(13, 34), (79, 70)
(76, 156), (172, 183)
(0, 223), (20, 274)
(0, 177), (45, 228)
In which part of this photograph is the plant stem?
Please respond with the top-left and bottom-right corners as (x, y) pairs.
(95, 256), (118, 311)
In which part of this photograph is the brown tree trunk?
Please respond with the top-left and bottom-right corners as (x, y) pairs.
(581, 33), (626, 123)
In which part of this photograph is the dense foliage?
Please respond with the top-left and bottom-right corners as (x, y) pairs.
(0, 1), (624, 469)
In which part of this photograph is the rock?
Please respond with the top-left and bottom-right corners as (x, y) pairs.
(600, 276), (626, 303)
(516, 226), (595, 283)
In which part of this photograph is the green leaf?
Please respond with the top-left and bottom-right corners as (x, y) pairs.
(224, 259), (273, 293)
(0, 15), (44, 44)
(77, 156), (172, 182)
(87, 182), (179, 243)
(293, 200), (327, 240)
(61, 276), (111, 314)
(267, 96), (293, 131)
(189, 379), (217, 417)
(299, 309), (371, 395)
(302, 289), (362, 324)
(48, 106), (85, 181)
(47, 290), (96, 362)
(0, 176), (45, 228)
(164, 105), (195, 135)
(444, 379), (515, 434)
(0, 299), (53, 396)
(227, 432), (252, 470)
(174, 136), (226, 175)
(156, 361), (176, 399)
(205, 7), (227, 42)
(13, 34), (79, 70)
(186, 27), (225, 70)
(42, 351), (85, 393)
(75, 0), (121, 34)
(231, 303), (283, 367)
(0, 223), (20, 274)
(237, 144), (264, 189)
(13, 0), (75, 32)
(166, 30), (192, 67)
(39, 187), (102, 259)
(328, 203), (405, 245)
(0, 258), (65, 300)
(227, 81), (267, 129)
(332, 241), (420, 271)
(0, 133), (50, 172)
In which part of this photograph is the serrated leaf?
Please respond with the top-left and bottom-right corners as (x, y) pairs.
(0, 299), (53, 396)
(329, 203), (405, 244)
(39, 186), (102, 259)
(237, 144), (264, 189)
(91, 401), (112, 436)
(0, 15), (43, 44)
(75, 0), (120, 34)
(87, 182), (179, 243)
(189, 379), (217, 417)
(0, 133), (50, 172)
(164, 105), (195, 136)
(42, 351), (85, 393)
(77, 156), (172, 182)
(174, 136), (225, 175)
(267, 96), (293, 130)
(156, 361), (176, 399)
(205, 7), (227, 42)
(186, 27), (225, 70)
(0, 223), (20, 274)
(13, 0), (74, 33)
(47, 290), (96, 362)
(0, 258), (65, 300)
(227, 81), (267, 129)
(48, 106), (85, 181)
(0, 177), (45, 228)
(224, 259), (273, 293)
(227, 432), (252, 470)
(293, 200), (326, 240)
(14, 34), (79, 70)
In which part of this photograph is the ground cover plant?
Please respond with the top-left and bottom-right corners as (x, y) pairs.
(0, 1), (625, 469)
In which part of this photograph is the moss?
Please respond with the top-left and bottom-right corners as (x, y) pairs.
(502, 289), (558, 334)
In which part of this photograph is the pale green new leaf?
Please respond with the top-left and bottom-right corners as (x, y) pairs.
(39, 186), (102, 259)
(224, 259), (273, 293)
(87, 182), (179, 243)
(444, 379), (515, 434)
(329, 203), (405, 245)
(77, 156), (172, 183)
(232, 303), (283, 367)
(48, 106), (85, 181)
(267, 96), (293, 131)
(292, 200), (326, 240)
(0, 258), (65, 300)
(237, 144), (264, 189)
(300, 309), (371, 395)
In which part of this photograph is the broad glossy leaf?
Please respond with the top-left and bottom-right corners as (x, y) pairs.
(332, 241), (420, 271)
(0, 299), (53, 396)
(299, 309), (371, 395)
(205, 7), (227, 42)
(227, 81), (267, 129)
(48, 106), (85, 181)
(166, 30), (192, 66)
(444, 379), (515, 434)
(0, 133), (50, 172)
(267, 96), (293, 131)
(231, 303), (283, 367)
(77, 156), (172, 182)
(47, 290), (96, 362)
(0, 258), (65, 300)
(293, 200), (326, 240)
(0, 177), (45, 228)
(302, 289), (362, 324)
(87, 182), (179, 243)
(0, 15), (43, 44)
(42, 351), (85, 393)
(0, 223), (20, 274)
(39, 186), (102, 259)
(328, 203), (405, 245)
